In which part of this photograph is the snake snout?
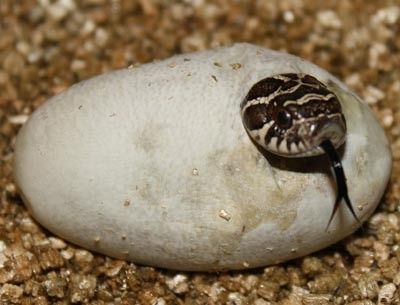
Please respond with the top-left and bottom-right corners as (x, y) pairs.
(284, 114), (346, 157)
(312, 114), (346, 150)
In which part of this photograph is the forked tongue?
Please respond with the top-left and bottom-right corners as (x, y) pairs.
(319, 139), (361, 230)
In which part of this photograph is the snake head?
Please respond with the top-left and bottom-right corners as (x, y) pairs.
(241, 73), (360, 228)
(241, 73), (346, 157)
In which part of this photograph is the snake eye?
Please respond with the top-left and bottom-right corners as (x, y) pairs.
(276, 110), (292, 128)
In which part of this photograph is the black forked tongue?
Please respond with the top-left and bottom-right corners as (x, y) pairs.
(320, 140), (361, 230)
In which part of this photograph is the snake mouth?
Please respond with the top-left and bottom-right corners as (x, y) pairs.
(312, 114), (346, 150)
(281, 114), (346, 157)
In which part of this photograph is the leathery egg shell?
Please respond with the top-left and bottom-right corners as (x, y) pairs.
(14, 43), (392, 271)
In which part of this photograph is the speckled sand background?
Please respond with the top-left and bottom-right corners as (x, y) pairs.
(1, 1), (400, 304)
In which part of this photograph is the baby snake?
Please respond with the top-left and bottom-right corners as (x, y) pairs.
(241, 73), (360, 228)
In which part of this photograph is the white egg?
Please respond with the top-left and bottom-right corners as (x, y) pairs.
(14, 43), (392, 271)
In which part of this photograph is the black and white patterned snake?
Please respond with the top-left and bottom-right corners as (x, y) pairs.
(241, 73), (360, 228)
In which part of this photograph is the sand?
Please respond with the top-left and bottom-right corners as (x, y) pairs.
(0, 1), (399, 304)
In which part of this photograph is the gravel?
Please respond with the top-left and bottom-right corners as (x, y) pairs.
(1, 0), (399, 304)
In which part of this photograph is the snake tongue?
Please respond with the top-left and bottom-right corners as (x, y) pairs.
(319, 139), (361, 230)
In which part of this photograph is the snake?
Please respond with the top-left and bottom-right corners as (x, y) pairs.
(240, 73), (360, 228)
